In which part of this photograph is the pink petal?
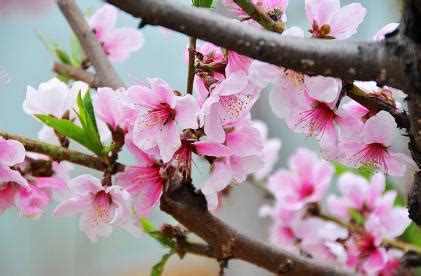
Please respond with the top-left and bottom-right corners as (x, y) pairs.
(228, 155), (264, 183)
(225, 51), (251, 75)
(124, 135), (155, 167)
(15, 185), (50, 219)
(363, 111), (396, 146)
(0, 165), (29, 189)
(326, 195), (352, 221)
(0, 138), (25, 166)
(88, 4), (117, 40)
(193, 141), (231, 157)
(248, 60), (281, 88)
(174, 94), (199, 130)
(157, 121), (181, 162)
(68, 175), (102, 195)
(305, 0), (340, 26)
(366, 172), (385, 209)
(330, 3), (366, 39)
(104, 28), (144, 62)
(373, 23), (399, 42)
(304, 76), (341, 103)
(79, 211), (113, 243)
(52, 195), (91, 217)
(337, 172), (368, 209)
(0, 183), (15, 214)
(214, 71), (248, 96)
(363, 247), (388, 273)
(225, 124), (263, 157)
(107, 186), (132, 224)
(202, 161), (232, 194)
(94, 87), (121, 129)
(204, 103), (225, 143)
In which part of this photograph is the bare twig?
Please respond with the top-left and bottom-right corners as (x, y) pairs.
(0, 131), (124, 173)
(56, 0), (124, 89)
(52, 62), (101, 88)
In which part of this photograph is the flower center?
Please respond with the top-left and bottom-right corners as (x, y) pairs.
(142, 103), (175, 128)
(93, 190), (112, 224)
(296, 102), (336, 138)
(356, 233), (377, 258)
(298, 181), (315, 199)
(354, 143), (389, 171)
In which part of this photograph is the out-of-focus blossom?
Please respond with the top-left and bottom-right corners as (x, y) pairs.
(305, 0), (366, 39)
(53, 174), (141, 242)
(252, 120), (282, 180)
(0, 0), (54, 18)
(88, 4), (144, 62)
(268, 148), (333, 210)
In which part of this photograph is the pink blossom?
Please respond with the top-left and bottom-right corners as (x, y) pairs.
(268, 148), (334, 210)
(339, 111), (415, 176)
(0, 183), (15, 214)
(305, 0), (366, 39)
(295, 218), (348, 265)
(222, 0), (288, 23)
(0, 0), (53, 18)
(53, 175), (141, 242)
(374, 23), (399, 42)
(128, 78), (200, 162)
(89, 4), (144, 62)
(93, 87), (132, 131)
(201, 161), (232, 211)
(252, 120), (282, 180)
(0, 138), (28, 190)
(378, 249), (403, 276)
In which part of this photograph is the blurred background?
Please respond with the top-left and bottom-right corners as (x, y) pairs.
(0, 0), (405, 275)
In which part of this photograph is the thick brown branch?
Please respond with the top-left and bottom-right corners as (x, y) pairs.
(56, 0), (124, 89)
(52, 62), (101, 88)
(107, 0), (407, 90)
(0, 131), (124, 173)
(160, 181), (352, 275)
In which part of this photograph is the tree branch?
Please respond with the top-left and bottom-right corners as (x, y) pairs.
(0, 131), (124, 173)
(52, 62), (101, 88)
(107, 0), (407, 90)
(186, 37), (197, 95)
(56, 0), (124, 89)
(160, 181), (352, 275)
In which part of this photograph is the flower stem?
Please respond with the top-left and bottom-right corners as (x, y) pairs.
(186, 36), (197, 95)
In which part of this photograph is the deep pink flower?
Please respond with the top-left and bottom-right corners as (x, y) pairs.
(268, 148), (334, 210)
(305, 0), (366, 39)
(0, 183), (15, 214)
(89, 4), (144, 62)
(53, 175), (141, 242)
(339, 111), (415, 176)
(128, 78), (200, 162)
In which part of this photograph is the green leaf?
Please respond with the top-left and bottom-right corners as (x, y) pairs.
(140, 219), (176, 248)
(35, 114), (93, 149)
(151, 250), (175, 276)
(192, 0), (214, 8)
(401, 222), (421, 247)
(348, 209), (365, 225)
(70, 33), (84, 66)
(75, 91), (104, 155)
(54, 48), (72, 65)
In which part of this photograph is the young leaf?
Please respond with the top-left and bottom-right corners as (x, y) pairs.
(140, 219), (176, 248)
(151, 250), (175, 276)
(35, 114), (94, 150)
(70, 33), (84, 66)
(54, 48), (72, 65)
(82, 90), (99, 133)
(192, 0), (214, 8)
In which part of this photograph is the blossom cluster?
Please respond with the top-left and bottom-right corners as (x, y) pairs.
(0, 2), (417, 270)
(261, 148), (411, 274)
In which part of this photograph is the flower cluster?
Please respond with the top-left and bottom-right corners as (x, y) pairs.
(261, 148), (411, 274)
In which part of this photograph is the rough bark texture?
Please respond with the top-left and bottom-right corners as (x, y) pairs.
(106, 0), (408, 90)
(161, 181), (352, 275)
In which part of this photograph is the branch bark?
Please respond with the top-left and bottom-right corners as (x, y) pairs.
(56, 0), (124, 89)
(52, 62), (101, 88)
(0, 131), (124, 173)
(161, 181), (352, 275)
(107, 0), (408, 90)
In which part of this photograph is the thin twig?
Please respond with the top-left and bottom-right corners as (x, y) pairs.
(0, 131), (125, 173)
(186, 37), (197, 94)
(56, 0), (124, 89)
(52, 62), (101, 88)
